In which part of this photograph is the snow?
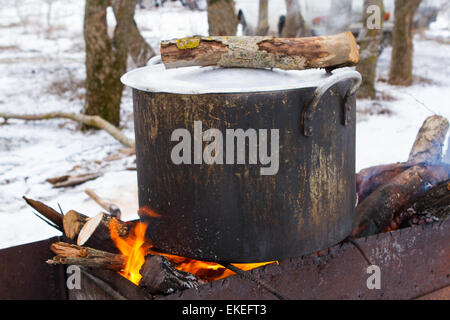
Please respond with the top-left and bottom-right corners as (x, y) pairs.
(0, 1), (449, 248)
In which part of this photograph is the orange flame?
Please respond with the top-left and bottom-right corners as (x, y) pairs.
(110, 219), (276, 284)
(110, 220), (149, 285)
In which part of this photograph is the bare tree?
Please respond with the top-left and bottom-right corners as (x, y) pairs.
(388, 0), (422, 85)
(356, 0), (385, 99)
(206, 0), (238, 36)
(83, 0), (137, 127)
(326, 0), (353, 34)
(282, 0), (309, 37)
(111, 0), (155, 67)
(256, 0), (269, 36)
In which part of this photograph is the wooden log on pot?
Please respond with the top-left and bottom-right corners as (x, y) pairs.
(160, 32), (360, 71)
(139, 255), (200, 295)
(408, 115), (449, 165)
(352, 164), (450, 237)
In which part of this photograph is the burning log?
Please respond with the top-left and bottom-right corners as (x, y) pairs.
(408, 115), (449, 165)
(352, 165), (450, 237)
(139, 255), (200, 295)
(402, 179), (450, 227)
(353, 116), (450, 236)
(356, 163), (413, 204)
(48, 242), (200, 295)
(160, 32), (360, 71)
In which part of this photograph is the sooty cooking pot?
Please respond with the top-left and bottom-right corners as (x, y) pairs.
(122, 56), (361, 262)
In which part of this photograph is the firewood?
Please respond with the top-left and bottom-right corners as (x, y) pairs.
(48, 242), (199, 295)
(23, 196), (63, 229)
(139, 255), (200, 295)
(404, 179), (450, 225)
(76, 212), (132, 253)
(352, 165), (450, 237)
(160, 32), (359, 71)
(63, 210), (88, 240)
(356, 163), (413, 204)
(85, 188), (121, 219)
(408, 115), (449, 165)
(60, 208), (131, 253)
(47, 242), (125, 271)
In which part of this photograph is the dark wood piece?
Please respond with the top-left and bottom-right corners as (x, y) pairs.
(352, 165), (450, 237)
(356, 163), (413, 203)
(139, 255), (200, 295)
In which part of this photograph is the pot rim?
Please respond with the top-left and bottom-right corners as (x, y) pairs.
(121, 63), (357, 95)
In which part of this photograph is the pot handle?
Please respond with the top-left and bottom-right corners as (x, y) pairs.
(302, 70), (362, 137)
(147, 55), (162, 66)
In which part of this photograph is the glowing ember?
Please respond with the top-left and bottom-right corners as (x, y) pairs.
(110, 220), (276, 284)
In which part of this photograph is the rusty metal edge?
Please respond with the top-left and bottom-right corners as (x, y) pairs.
(155, 220), (449, 300)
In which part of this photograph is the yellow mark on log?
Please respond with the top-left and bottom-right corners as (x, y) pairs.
(176, 37), (201, 50)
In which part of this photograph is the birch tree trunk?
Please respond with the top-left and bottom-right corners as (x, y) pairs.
(356, 0), (384, 99)
(388, 0), (422, 86)
(83, 0), (137, 127)
(207, 0), (238, 36)
(282, 0), (309, 37)
(326, 0), (353, 34)
(256, 0), (269, 36)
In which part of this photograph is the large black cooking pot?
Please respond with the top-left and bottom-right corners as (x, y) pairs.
(122, 56), (361, 262)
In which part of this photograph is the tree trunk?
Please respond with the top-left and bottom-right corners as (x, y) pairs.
(282, 0), (309, 37)
(326, 0), (352, 34)
(388, 0), (422, 86)
(356, 0), (384, 99)
(256, 0), (269, 36)
(83, 0), (137, 127)
(111, 0), (155, 67)
(207, 0), (237, 36)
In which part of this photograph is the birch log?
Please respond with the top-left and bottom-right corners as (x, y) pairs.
(408, 115), (449, 165)
(160, 32), (360, 70)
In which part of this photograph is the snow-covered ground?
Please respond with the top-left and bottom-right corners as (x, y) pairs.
(0, 1), (449, 249)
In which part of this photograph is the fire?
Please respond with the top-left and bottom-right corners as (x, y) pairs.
(110, 220), (276, 284)
(110, 220), (150, 285)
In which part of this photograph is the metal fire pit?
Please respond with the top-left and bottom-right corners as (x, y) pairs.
(1, 221), (447, 300)
(122, 61), (361, 262)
